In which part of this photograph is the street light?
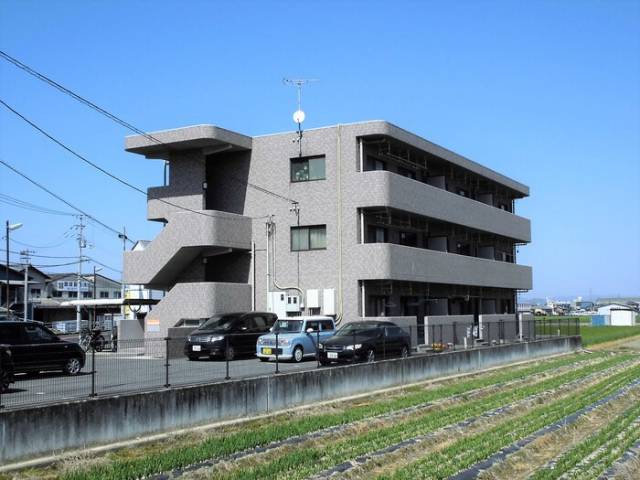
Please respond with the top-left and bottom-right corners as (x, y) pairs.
(4, 221), (23, 315)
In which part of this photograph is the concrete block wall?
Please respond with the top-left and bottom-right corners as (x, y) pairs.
(1, 337), (580, 464)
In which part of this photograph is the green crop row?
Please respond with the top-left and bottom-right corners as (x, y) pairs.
(61, 352), (607, 480)
(531, 399), (640, 479)
(202, 354), (635, 480)
(382, 362), (640, 480)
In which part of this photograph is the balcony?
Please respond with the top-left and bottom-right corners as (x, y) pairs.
(123, 209), (252, 287)
(352, 243), (532, 290)
(353, 171), (531, 243)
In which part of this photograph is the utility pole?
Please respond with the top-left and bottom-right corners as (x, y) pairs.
(20, 250), (33, 321)
(5, 221), (23, 314)
(75, 215), (86, 336)
(118, 227), (128, 318)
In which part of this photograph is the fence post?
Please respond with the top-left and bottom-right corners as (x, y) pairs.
(164, 337), (170, 388)
(0, 348), (4, 409)
(439, 324), (443, 345)
(576, 317), (579, 336)
(382, 326), (386, 360)
(275, 331), (280, 374)
(352, 330), (356, 364)
(90, 344), (96, 397)
(225, 335), (230, 380)
(452, 322), (457, 350)
(487, 322), (491, 345)
(316, 329), (320, 368)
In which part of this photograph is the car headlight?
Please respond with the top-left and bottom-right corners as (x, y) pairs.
(318, 343), (324, 350)
(187, 336), (193, 342)
(345, 344), (362, 351)
(5, 349), (11, 357)
(209, 335), (224, 342)
(277, 338), (290, 346)
(257, 337), (265, 345)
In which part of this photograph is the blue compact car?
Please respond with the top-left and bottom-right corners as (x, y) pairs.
(256, 317), (336, 363)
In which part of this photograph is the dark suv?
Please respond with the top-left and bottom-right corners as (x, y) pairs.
(318, 321), (411, 364)
(0, 321), (86, 375)
(185, 312), (277, 361)
(0, 344), (14, 391)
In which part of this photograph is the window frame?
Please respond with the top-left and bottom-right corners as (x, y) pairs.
(290, 155), (326, 183)
(291, 225), (327, 252)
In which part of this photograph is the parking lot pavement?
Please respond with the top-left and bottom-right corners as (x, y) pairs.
(0, 353), (319, 409)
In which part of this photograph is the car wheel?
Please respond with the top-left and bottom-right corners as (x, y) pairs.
(401, 345), (410, 358)
(63, 357), (82, 376)
(319, 359), (331, 366)
(225, 346), (236, 361)
(259, 357), (269, 362)
(292, 346), (304, 363)
(366, 349), (376, 363)
(187, 355), (199, 361)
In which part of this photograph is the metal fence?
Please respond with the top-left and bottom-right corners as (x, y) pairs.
(0, 318), (579, 410)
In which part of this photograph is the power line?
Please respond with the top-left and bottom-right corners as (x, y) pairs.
(0, 248), (78, 259)
(0, 157), (132, 242)
(0, 99), (287, 222)
(0, 193), (75, 216)
(86, 256), (122, 274)
(0, 50), (162, 146)
(0, 50), (298, 206)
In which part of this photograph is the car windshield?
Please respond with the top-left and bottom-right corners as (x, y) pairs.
(200, 314), (240, 330)
(272, 320), (303, 333)
(335, 322), (383, 336)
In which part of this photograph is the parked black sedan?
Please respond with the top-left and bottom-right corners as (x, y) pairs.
(0, 344), (14, 391)
(318, 321), (411, 365)
(185, 312), (277, 361)
(0, 321), (86, 375)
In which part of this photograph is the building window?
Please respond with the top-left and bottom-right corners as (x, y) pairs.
(52, 291), (62, 298)
(291, 225), (327, 251)
(30, 288), (41, 297)
(399, 231), (418, 247)
(100, 291), (109, 299)
(367, 225), (387, 243)
(113, 291), (121, 298)
(68, 291), (77, 298)
(398, 167), (416, 180)
(290, 155), (326, 182)
(82, 292), (92, 298)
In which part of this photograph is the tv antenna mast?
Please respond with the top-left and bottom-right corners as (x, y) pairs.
(283, 78), (318, 157)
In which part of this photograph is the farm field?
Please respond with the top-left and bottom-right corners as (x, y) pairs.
(579, 325), (640, 347)
(5, 343), (640, 480)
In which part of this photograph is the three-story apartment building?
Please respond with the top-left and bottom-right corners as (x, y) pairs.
(123, 121), (532, 338)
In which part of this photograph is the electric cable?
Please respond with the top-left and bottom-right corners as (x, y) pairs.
(0, 157), (132, 242)
(0, 98), (290, 222)
(0, 50), (298, 206)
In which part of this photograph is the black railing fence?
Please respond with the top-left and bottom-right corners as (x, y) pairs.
(0, 318), (579, 410)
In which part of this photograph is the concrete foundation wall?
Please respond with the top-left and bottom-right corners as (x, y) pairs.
(0, 337), (580, 464)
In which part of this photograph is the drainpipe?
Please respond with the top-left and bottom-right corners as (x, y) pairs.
(336, 125), (344, 324)
(251, 241), (256, 311)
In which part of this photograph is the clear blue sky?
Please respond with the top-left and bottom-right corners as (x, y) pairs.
(1, 0), (638, 300)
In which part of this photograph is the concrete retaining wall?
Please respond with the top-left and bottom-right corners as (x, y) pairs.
(0, 336), (581, 463)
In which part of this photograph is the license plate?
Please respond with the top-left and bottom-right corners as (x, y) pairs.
(328, 352), (338, 359)
(262, 347), (272, 355)
(192, 345), (201, 352)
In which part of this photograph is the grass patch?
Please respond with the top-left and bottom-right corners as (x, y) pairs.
(580, 326), (640, 346)
(381, 362), (640, 479)
(55, 353), (607, 480)
(166, 355), (635, 480)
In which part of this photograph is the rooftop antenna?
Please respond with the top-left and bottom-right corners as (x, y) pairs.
(283, 78), (318, 157)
